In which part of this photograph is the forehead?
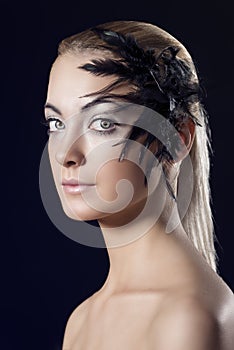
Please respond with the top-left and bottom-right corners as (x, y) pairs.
(46, 53), (123, 117)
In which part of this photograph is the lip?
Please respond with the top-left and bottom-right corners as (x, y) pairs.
(62, 178), (95, 194)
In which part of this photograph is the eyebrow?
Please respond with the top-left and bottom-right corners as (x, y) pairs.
(44, 96), (125, 116)
(80, 96), (119, 111)
(44, 103), (62, 115)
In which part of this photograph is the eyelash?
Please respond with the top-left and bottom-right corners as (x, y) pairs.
(89, 118), (120, 136)
(43, 117), (120, 135)
(42, 117), (64, 135)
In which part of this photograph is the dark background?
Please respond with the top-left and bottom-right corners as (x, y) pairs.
(1, 0), (233, 349)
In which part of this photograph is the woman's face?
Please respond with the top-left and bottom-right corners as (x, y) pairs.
(45, 53), (159, 225)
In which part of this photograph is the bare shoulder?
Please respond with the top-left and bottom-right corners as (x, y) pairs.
(62, 296), (91, 350)
(150, 296), (220, 350)
(149, 290), (234, 350)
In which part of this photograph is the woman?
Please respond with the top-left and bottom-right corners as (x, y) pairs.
(43, 21), (234, 349)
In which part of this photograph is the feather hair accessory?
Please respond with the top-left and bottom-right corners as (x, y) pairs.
(79, 27), (205, 200)
(80, 27), (203, 123)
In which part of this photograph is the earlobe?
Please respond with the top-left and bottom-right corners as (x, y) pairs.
(175, 119), (196, 162)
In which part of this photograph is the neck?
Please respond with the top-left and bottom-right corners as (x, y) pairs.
(97, 191), (190, 296)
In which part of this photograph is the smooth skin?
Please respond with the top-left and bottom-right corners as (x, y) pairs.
(45, 53), (234, 350)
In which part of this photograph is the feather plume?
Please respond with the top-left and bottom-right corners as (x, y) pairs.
(81, 59), (131, 78)
(91, 27), (156, 69)
(78, 27), (205, 200)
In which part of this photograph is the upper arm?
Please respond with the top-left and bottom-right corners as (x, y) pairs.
(62, 300), (87, 350)
(151, 299), (220, 350)
(62, 309), (77, 350)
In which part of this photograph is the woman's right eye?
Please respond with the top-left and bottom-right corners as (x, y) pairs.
(46, 117), (65, 133)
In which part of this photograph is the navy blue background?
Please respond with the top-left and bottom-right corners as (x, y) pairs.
(1, 1), (233, 349)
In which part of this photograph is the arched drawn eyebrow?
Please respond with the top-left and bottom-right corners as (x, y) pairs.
(44, 95), (130, 117)
(44, 103), (62, 115)
(80, 97), (116, 111)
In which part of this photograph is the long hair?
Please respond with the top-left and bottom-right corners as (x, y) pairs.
(57, 20), (218, 272)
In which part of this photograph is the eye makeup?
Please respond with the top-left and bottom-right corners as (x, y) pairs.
(42, 100), (139, 137)
(42, 117), (65, 134)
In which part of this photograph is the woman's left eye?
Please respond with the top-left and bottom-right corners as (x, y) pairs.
(89, 118), (117, 133)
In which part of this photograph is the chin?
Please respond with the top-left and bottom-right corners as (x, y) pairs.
(60, 200), (108, 221)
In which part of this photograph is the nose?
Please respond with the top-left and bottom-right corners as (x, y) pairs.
(55, 138), (86, 168)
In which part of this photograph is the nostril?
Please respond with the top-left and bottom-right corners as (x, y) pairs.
(55, 148), (86, 167)
(64, 157), (86, 167)
(66, 160), (77, 167)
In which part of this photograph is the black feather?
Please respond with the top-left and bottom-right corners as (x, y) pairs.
(80, 28), (202, 118)
(78, 27), (206, 200)
(81, 59), (132, 78)
(91, 27), (156, 70)
(80, 27), (160, 89)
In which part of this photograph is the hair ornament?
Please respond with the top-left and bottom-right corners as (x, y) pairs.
(79, 27), (206, 200)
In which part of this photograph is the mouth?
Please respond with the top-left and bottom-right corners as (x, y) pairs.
(62, 179), (95, 194)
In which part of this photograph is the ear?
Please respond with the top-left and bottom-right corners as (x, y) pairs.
(175, 118), (196, 162)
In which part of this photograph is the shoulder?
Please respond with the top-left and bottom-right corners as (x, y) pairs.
(62, 297), (90, 350)
(149, 295), (220, 350)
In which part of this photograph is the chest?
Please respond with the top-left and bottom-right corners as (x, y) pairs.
(68, 299), (157, 350)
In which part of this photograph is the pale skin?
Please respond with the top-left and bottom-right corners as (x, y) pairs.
(45, 53), (234, 349)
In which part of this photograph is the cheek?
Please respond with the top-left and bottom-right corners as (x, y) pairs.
(48, 143), (60, 182)
(96, 159), (147, 202)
